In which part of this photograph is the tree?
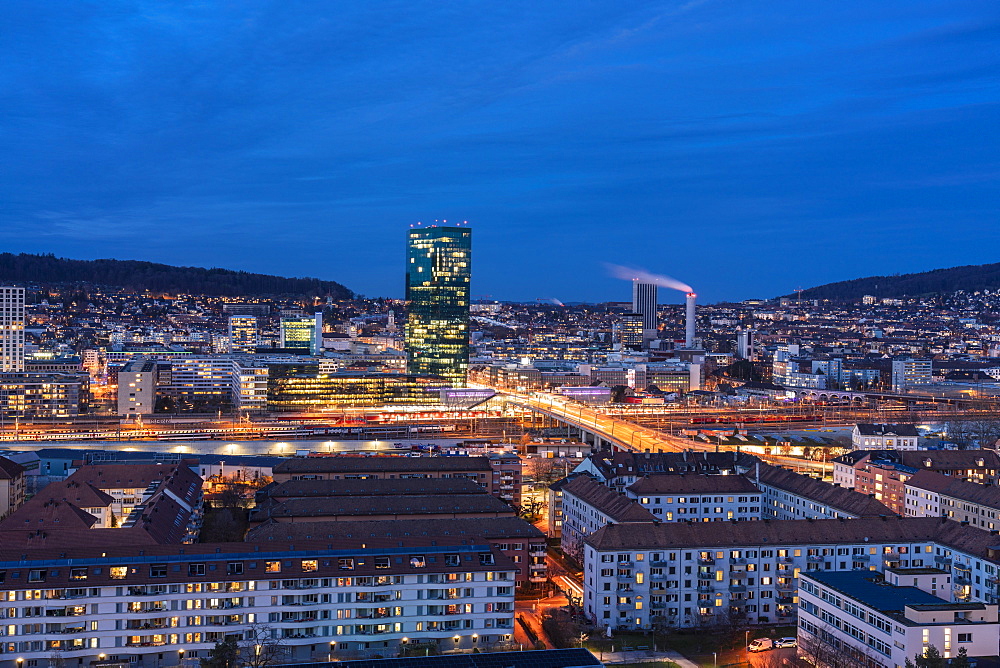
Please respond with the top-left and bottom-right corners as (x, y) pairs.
(905, 644), (945, 668)
(239, 622), (286, 668)
(201, 637), (239, 668)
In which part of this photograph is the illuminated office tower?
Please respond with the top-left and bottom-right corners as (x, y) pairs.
(617, 313), (644, 352)
(0, 286), (25, 372)
(631, 280), (658, 343)
(280, 313), (323, 355)
(228, 315), (258, 353)
(405, 225), (471, 386)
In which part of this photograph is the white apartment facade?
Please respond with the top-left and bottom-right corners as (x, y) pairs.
(0, 542), (516, 667)
(623, 475), (762, 522)
(852, 424), (920, 451)
(582, 517), (1000, 631)
(798, 569), (999, 668)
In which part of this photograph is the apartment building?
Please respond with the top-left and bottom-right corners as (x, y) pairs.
(583, 516), (1000, 631)
(0, 457), (25, 521)
(248, 494), (516, 526)
(835, 450), (1000, 490)
(852, 423), (920, 450)
(854, 459), (914, 515)
(0, 463), (203, 546)
(0, 540), (517, 666)
(272, 456), (518, 505)
(753, 463), (894, 520)
(623, 474), (762, 522)
(576, 450), (757, 492)
(905, 470), (1000, 530)
(247, 518), (547, 587)
(798, 570), (999, 667)
(560, 475), (655, 561)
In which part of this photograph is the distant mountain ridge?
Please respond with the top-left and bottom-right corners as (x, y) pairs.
(795, 262), (1000, 301)
(0, 252), (353, 299)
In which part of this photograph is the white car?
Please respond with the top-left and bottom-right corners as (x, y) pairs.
(774, 637), (797, 649)
(748, 638), (774, 652)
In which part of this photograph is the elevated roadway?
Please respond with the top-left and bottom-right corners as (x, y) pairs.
(500, 391), (832, 475)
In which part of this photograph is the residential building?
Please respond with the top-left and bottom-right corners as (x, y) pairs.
(559, 475), (655, 561)
(247, 517), (546, 587)
(581, 516), (1000, 631)
(624, 474), (762, 522)
(852, 423), (920, 450)
(0, 456), (25, 520)
(892, 358), (933, 392)
(0, 463), (204, 545)
(854, 459), (915, 515)
(405, 225), (472, 386)
(905, 469), (1000, 530)
(249, 493), (516, 525)
(753, 463), (895, 520)
(836, 450), (1000, 490)
(798, 570), (999, 667)
(117, 358), (158, 416)
(0, 372), (89, 417)
(271, 455), (517, 503)
(575, 451), (757, 492)
(0, 540), (516, 666)
(0, 286), (25, 373)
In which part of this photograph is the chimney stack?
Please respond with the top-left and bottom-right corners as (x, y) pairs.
(685, 292), (696, 348)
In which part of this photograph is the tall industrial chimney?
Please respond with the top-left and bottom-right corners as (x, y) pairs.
(685, 292), (696, 348)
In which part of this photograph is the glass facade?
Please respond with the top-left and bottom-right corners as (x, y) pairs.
(405, 226), (471, 386)
(280, 315), (320, 354)
(267, 368), (448, 410)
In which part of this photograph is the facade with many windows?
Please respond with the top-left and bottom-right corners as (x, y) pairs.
(582, 517), (1000, 631)
(798, 569), (999, 667)
(0, 541), (516, 666)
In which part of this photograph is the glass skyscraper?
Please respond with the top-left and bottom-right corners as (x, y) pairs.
(405, 225), (471, 386)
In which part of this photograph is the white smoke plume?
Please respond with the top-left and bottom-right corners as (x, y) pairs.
(549, 298), (565, 306)
(605, 264), (693, 294)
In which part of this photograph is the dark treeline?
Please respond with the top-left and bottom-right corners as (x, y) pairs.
(793, 262), (1000, 301)
(0, 253), (354, 299)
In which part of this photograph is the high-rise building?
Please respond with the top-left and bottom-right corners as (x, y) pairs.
(405, 225), (472, 386)
(617, 313), (644, 352)
(0, 286), (25, 372)
(280, 313), (322, 354)
(228, 315), (258, 353)
(631, 281), (658, 342)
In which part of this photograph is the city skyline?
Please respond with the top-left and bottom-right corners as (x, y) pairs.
(1, 2), (998, 302)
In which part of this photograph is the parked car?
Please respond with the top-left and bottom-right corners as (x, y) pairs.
(774, 637), (797, 648)
(748, 638), (774, 652)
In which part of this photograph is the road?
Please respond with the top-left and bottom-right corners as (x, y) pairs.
(501, 391), (833, 475)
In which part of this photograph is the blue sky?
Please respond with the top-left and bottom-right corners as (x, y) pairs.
(2, 1), (999, 303)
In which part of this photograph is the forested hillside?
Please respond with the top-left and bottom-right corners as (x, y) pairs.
(795, 262), (1000, 300)
(0, 253), (353, 298)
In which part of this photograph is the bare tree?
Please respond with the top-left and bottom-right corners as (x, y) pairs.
(239, 622), (287, 668)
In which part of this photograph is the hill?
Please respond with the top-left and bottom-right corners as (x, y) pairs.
(0, 253), (353, 299)
(795, 262), (1000, 301)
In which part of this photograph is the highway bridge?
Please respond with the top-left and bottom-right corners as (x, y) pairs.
(499, 391), (832, 475)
